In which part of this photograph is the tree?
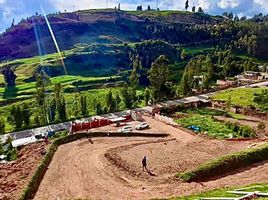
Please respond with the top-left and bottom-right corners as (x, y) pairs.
(254, 89), (268, 111)
(80, 94), (88, 116)
(148, 55), (170, 101)
(118, 3), (121, 10)
(228, 12), (234, 20)
(226, 95), (232, 111)
(48, 97), (57, 123)
(129, 68), (140, 88)
(35, 72), (50, 125)
(95, 102), (102, 115)
(205, 55), (214, 81)
(197, 7), (203, 13)
(180, 72), (191, 95)
(244, 58), (254, 71)
(2, 68), (17, 87)
(115, 94), (121, 111)
(181, 49), (187, 60)
(106, 90), (116, 113)
(53, 83), (67, 121)
(185, 0), (189, 11)
(192, 6), (196, 13)
(11, 18), (15, 27)
(136, 5), (142, 11)
(144, 87), (150, 106)
(121, 83), (137, 109)
(147, 5), (151, 10)
(58, 97), (67, 121)
(234, 15), (239, 21)
(10, 105), (23, 130)
(21, 103), (31, 127)
(0, 118), (5, 135)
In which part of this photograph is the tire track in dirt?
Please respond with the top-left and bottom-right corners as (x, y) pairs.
(34, 118), (268, 200)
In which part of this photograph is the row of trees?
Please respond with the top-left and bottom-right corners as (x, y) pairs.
(179, 49), (260, 95)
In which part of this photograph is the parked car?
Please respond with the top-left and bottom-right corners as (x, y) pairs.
(135, 122), (150, 130)
(118, 126), (133, 133)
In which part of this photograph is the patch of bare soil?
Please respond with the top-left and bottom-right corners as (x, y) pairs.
(0, 142), (46, 200)
(33, 117), (266, 200)
(110, 138), (252, 183)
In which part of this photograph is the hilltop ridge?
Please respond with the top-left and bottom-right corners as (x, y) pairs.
(0, 9), (222, 61)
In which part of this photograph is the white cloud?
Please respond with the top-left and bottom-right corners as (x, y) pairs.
(218, 0), (239, 9)
(254, 0), (268, 12)
(198, 0), (211, 10)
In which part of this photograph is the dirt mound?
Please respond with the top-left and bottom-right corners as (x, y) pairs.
(0, 142), (46, 200)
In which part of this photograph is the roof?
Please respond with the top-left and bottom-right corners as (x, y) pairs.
(109, 117), (126, 123)
(12, 136), (38, 148)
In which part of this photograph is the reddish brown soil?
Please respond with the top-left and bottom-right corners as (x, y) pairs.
(0, 142), (46, 200)
(34, 117), (266, 200)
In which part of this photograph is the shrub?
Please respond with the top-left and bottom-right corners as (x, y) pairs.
(258, 122), (266, 131)
(178, 142), (268, 182)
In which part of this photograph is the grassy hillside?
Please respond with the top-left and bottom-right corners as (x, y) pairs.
(212, 87), (265, 108)
(0, 9), (222, 61)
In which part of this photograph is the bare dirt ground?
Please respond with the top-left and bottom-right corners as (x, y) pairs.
(0, 142), (46, 200)
(33, 117), (268, 200)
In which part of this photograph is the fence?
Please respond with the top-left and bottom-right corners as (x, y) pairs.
(71, 115), (132, 133)
(154, 113), (177, 126)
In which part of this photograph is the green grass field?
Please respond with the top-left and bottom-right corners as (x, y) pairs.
(184, 44), (215, 55)
(0, 75), (120, 101)
(170, 184), (268, 200)
(212, 87), (265, 107)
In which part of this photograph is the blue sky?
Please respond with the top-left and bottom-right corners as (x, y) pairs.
(0, 0), (268, 32)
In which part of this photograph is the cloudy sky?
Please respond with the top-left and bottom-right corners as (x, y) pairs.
(0, 0), (267, 32)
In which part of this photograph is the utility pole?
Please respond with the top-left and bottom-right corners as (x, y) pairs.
(106, 0), (109, 8)
(156, 0), (159, 10)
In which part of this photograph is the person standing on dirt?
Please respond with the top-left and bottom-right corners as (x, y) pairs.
(142, 156), (147, 171)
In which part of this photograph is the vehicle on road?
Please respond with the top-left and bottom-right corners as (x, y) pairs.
(135, 122), (150, 130)
(118, 126), (133, 133)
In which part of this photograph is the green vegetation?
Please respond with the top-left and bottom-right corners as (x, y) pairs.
(178, 142), (268, 182)
(170, 184), (268, 199)
(212, 87), (266, 109)
(0, 137), (18, 161)
(175, 108), (255, 139)
(0, 75), (120, 101)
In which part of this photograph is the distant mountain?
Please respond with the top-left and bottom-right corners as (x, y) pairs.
(0, 9), (223, 61)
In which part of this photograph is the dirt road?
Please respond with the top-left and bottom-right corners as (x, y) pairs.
(34, 118), (267, 200)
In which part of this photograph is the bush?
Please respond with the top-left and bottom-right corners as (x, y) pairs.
(6, 148), (18, 161)
(178, 142), (268, 182)
(258, 122), (266, 131)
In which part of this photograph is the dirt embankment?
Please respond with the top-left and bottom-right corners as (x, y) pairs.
(0, 142), (46, 200)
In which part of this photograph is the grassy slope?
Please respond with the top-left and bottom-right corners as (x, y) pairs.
(171, 183), (268, 200)
(0, 75), (119, 101)
(212, 87), (265, 107)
